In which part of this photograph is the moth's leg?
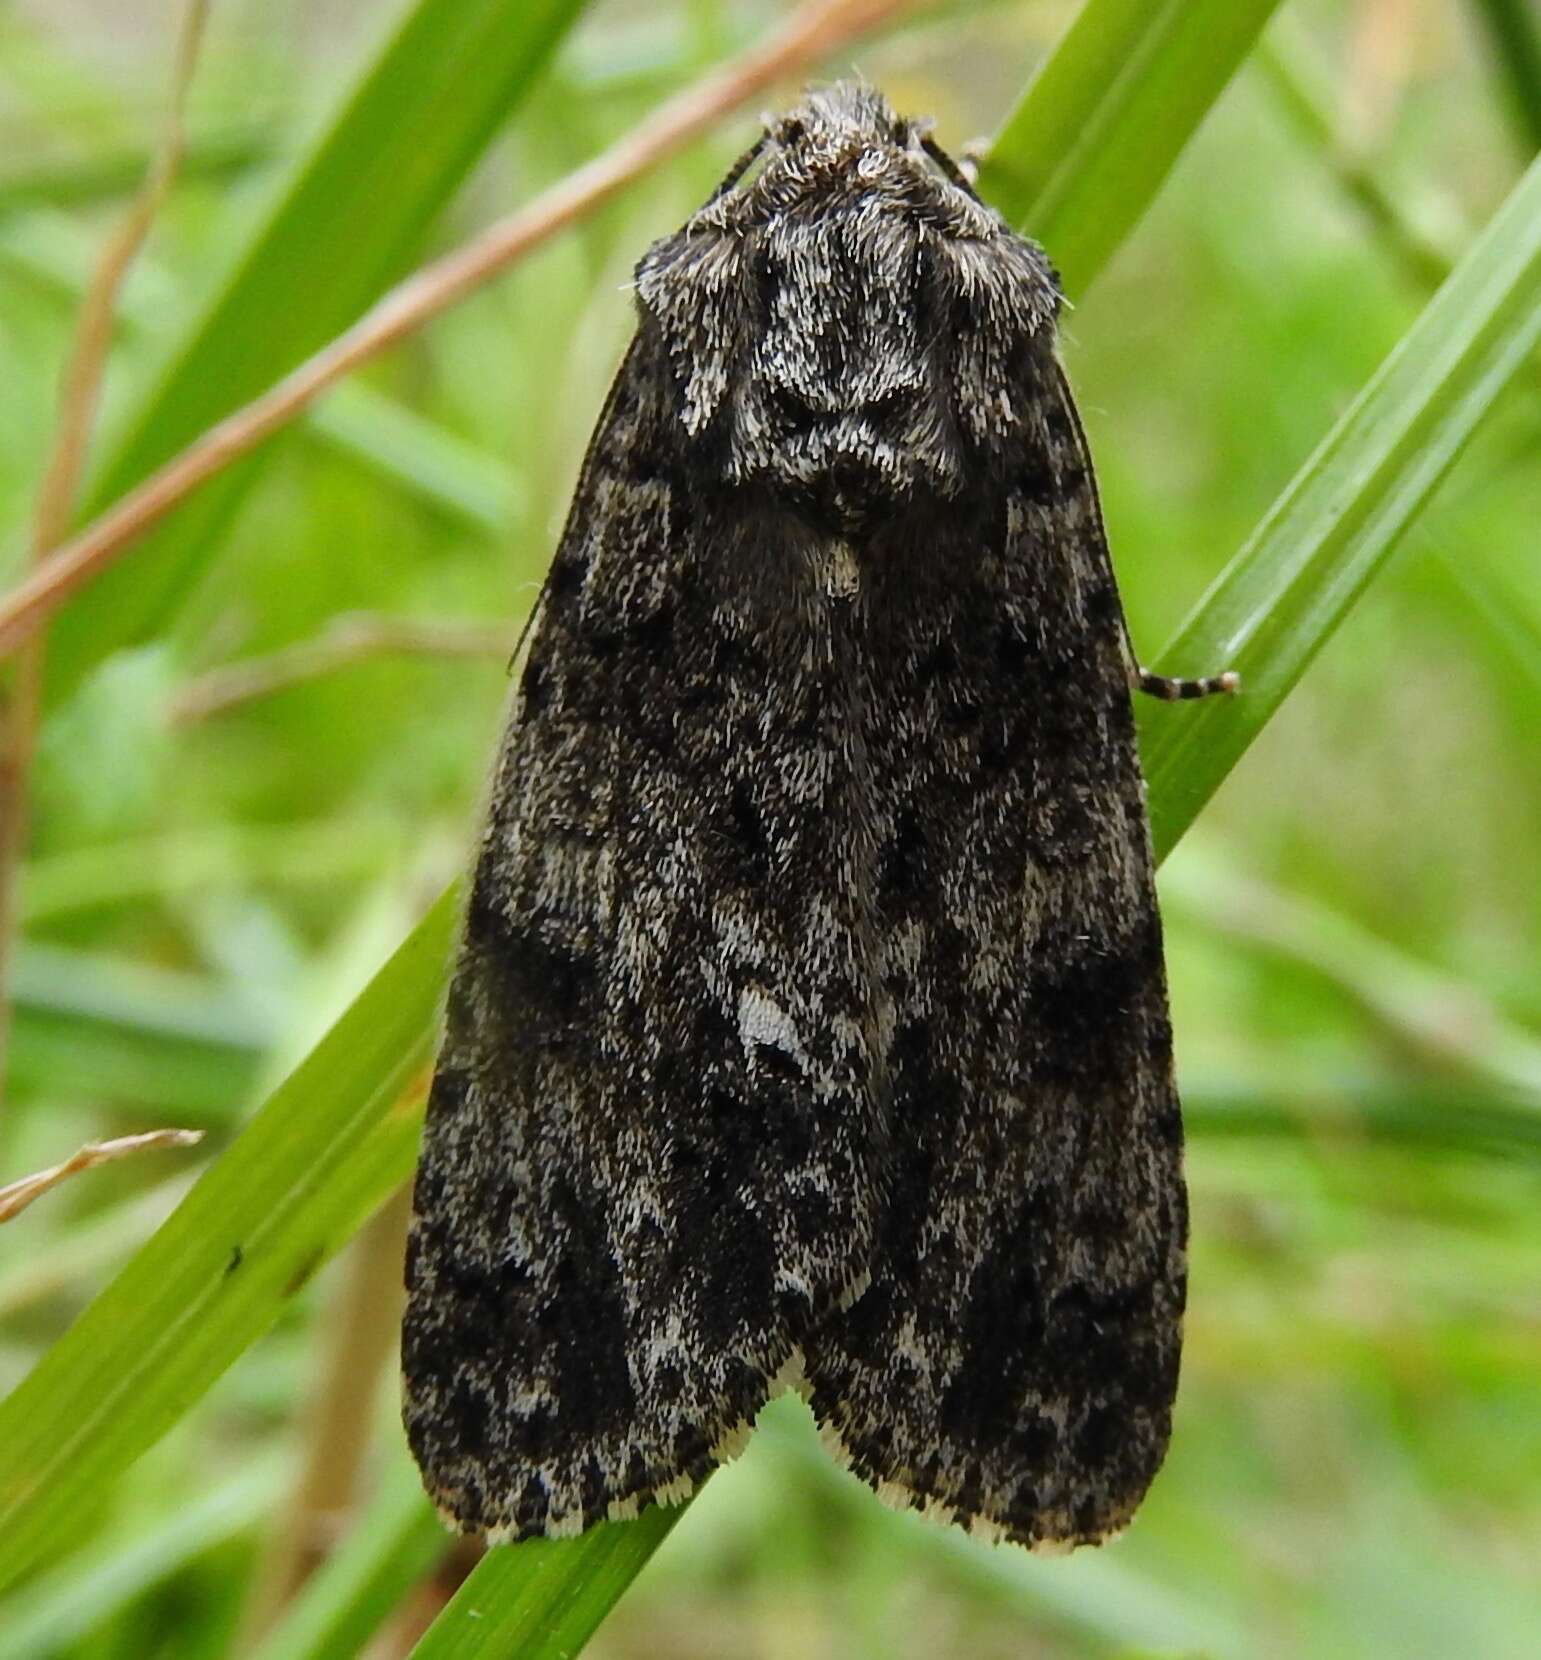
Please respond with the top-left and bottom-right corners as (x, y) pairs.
(1131, 663), (1241, 701)
(1117, 609), (1239, 700)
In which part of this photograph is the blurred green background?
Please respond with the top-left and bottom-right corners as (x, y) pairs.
(1, 0), (1539, 1655)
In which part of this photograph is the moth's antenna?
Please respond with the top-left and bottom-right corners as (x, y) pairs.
(708, 133), (771, 202)
(921, 134), (983, 202)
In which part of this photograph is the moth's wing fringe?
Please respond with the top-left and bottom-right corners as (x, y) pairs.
(428, 1350), (814, 1543)
(810, 1407), (1131, 1554)
(426, 1444), (716, 1543)
(426, 1389), (1132, 1550)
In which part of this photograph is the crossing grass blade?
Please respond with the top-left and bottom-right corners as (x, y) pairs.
(0, 888), (457, 1594)
(978, 0), (1285, 296)
(1, 1460), (286, 1660)
(1139, 147), (1541, 858)
(406, 1507), (684, 1660)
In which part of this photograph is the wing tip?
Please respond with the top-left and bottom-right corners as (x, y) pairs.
(812, 1404), (1145, 1553)
(417, 1364), (800, 1544)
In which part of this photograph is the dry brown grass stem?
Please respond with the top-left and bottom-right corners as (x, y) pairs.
(0, 0), (211, 1108)
(171, 613), (512, 724)
(240, 1183), (417, 1643)
(0, 1130), (204, 1224)
(0, 0), (912, 664)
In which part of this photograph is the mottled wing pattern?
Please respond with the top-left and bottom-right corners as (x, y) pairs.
(405, 81), (1193, 1553)
(806, 357), (1187, 1550)
(402, 332), (894, 1540)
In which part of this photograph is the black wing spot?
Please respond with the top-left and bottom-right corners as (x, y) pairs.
(977, 713), (1028, 777)
(546, 1186), (633, 1439)
(426, 1066), (471, 1120)
(716, 781), (772, 885)
(754, 1041), (803, 1084)
(1024, 944), (1150, 1087)
(696, 1198), (777, 1348)
(879, 810), (928, 907)
(1018, 455), (1057, 504)
(548, 553), (586, 598)
(519, 656), (549, 714)
(767, 383), (819, 438)
(913, 637), (957, 688)
(995, 622), (1032, 679)
(943, 1237), (1046, 1444)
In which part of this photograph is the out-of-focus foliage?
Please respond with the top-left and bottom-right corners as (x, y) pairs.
(0, 1), (1537, 1656)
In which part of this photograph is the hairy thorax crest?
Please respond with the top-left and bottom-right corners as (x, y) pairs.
(635, 84), (1062, 535)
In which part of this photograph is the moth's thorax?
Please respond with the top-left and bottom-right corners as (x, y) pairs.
(635, 85), (1062, 534)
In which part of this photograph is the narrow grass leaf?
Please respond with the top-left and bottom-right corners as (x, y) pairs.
(0, 1458), (284, 1659)
(1465, 0), (1541, 156)
(1184, 1082), (1541, 1161)
(309, 387), (523, 536)
(0, 121), (270, 214)
(1139, 148), (1541, 857)
(407, 1506), (682, 1660)
(1164, 850), (1541, 1095)
(8, 941), (269, 1114)
(756, 1396), (1251, 1659)
(0, 212), (523, 536)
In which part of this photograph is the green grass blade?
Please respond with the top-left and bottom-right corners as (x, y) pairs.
(8, 941), (268, 1114)
(309, 386), (523, 536)
(1255, 31), (1459, 293)
(1184, 1082), (1541, 1161)
(0, 1459), (284, 1659)
(20, 820), (407, 923)
(750, 1394), (1252, 1658)
(978, 0), (1284, 295)
(1164, 849), (1541, 1095)
(43, 0), (588, 706)
(1139, 147), (1541, 858)
(249, 1458), (450, 1660)
(0, 887), (457, 1595)
(0, 1174), (194, 1317)
(407, 1506), (682, 1660)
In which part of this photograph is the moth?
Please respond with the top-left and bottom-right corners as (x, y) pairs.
(402, 83), (1235, 1553)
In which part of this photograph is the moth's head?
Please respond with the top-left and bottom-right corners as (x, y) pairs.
(635, 83), (1061, 532)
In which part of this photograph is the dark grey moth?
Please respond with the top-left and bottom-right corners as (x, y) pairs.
(402, 83), (1236, 1552)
